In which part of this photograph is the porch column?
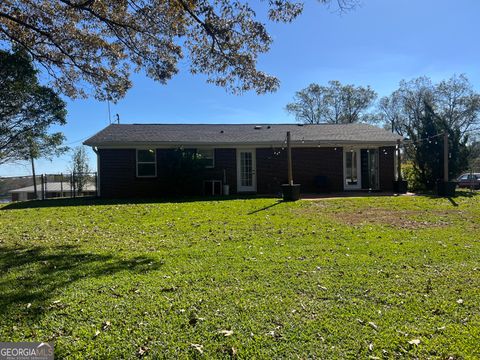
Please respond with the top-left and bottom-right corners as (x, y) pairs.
(397, 139), (402, 181)
(287, 131), (293, 185)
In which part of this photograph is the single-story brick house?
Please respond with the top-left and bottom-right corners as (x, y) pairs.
(83, 123), (402, 198)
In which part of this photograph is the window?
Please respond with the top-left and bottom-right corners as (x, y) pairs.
(136, 149), (157, 177)
(197, 148), (215, 168)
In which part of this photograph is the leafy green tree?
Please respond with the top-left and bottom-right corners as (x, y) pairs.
(0, 50), (67, 166)
(285, 81), (377, 124)
(0, 1), (356, 100)
(161, 148), (210, 196)
(406, 101), (469, 190)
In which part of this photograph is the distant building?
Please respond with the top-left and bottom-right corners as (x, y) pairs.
(9, 182), (96, 201)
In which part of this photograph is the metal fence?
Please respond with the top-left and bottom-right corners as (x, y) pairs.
(0, 172), (98, 202)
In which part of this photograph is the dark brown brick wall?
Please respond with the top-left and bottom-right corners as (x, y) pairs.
(213, 148), (237, 194)
(379, 146), (395, 191)
(99, 148), (135, 198)
(256, 147), (344, 194)
(98, 148), (236, 198)
(98, 146), (395, 197)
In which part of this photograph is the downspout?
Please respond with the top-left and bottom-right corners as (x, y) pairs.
(92, 147), (100, 197)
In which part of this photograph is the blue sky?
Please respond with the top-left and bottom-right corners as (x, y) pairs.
(2, 0), (479, 176)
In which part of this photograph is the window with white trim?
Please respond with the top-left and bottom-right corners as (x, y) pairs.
(136, 149), (157, 177)
(197, 148), (215, 168)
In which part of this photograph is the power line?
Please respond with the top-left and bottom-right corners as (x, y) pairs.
(64, 136), (89, 146)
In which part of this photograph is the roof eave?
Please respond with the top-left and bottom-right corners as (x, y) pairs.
(84, 139), (402, 148)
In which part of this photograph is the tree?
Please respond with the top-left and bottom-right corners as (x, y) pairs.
(0, 49), (67, 166)
(285, 81), (377, 124)
(70, 146), (91, 192)
(0, 0), (356, 100)
(376, 75), (479, 189)
(435, 74), (480, 135)
(406, 101), (469, 190)
(377, 75), (480, 136)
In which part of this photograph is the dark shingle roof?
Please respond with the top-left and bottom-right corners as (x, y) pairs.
(84, 123), (402, 147)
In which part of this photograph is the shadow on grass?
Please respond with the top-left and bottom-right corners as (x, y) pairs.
(418, 190), (479, 200)
(0, 244), (163, 321)
(247, 200), (284, 215)
(0, 194), (280, 210)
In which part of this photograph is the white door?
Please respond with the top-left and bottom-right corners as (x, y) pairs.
(344, 149), (362, 190)
(237, 149), (257, 192)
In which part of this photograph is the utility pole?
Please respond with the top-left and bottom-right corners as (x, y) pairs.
(287, 131), (293, 185)
(443, 132), (449, 182)
(29, 145), (38, 199)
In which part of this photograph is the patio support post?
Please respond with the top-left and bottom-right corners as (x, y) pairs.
(443, 132), (449, 182)
(397, 139), (402, 181)
(436, 131), (456, 196)
(287, 131), (293, 185)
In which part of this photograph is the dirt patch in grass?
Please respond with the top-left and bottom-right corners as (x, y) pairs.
(331, 208), (458, 229)
(299, 203), (470, 229)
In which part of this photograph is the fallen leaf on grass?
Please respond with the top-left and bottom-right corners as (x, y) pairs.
(191, 344), (203, 354)
(93, 330), (100, 339)
(368, 343), (374, 351)
(218, 330), (233, 337)
(102, 321), (111, 331)
(368, 322), (378, 331)
(408, 339), (421, 346)
(456, 299), (464, 304)
(26, 303), (31, 309)
(137, 346), (149, 357)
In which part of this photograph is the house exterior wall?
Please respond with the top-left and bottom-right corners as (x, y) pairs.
(256, 147), (344, 194)
(98, 148), (236, 198)
(98, 145), (395, 198)
(213, 148), (237, 194)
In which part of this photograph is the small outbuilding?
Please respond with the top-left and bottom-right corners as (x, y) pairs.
(10, 182), (96, 201)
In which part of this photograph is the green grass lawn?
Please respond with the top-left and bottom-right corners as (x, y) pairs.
(1, 194), (479, 359)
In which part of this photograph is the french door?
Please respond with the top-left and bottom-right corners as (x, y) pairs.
(344, 149), (361, 190)
(237, 149), (257, 192)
